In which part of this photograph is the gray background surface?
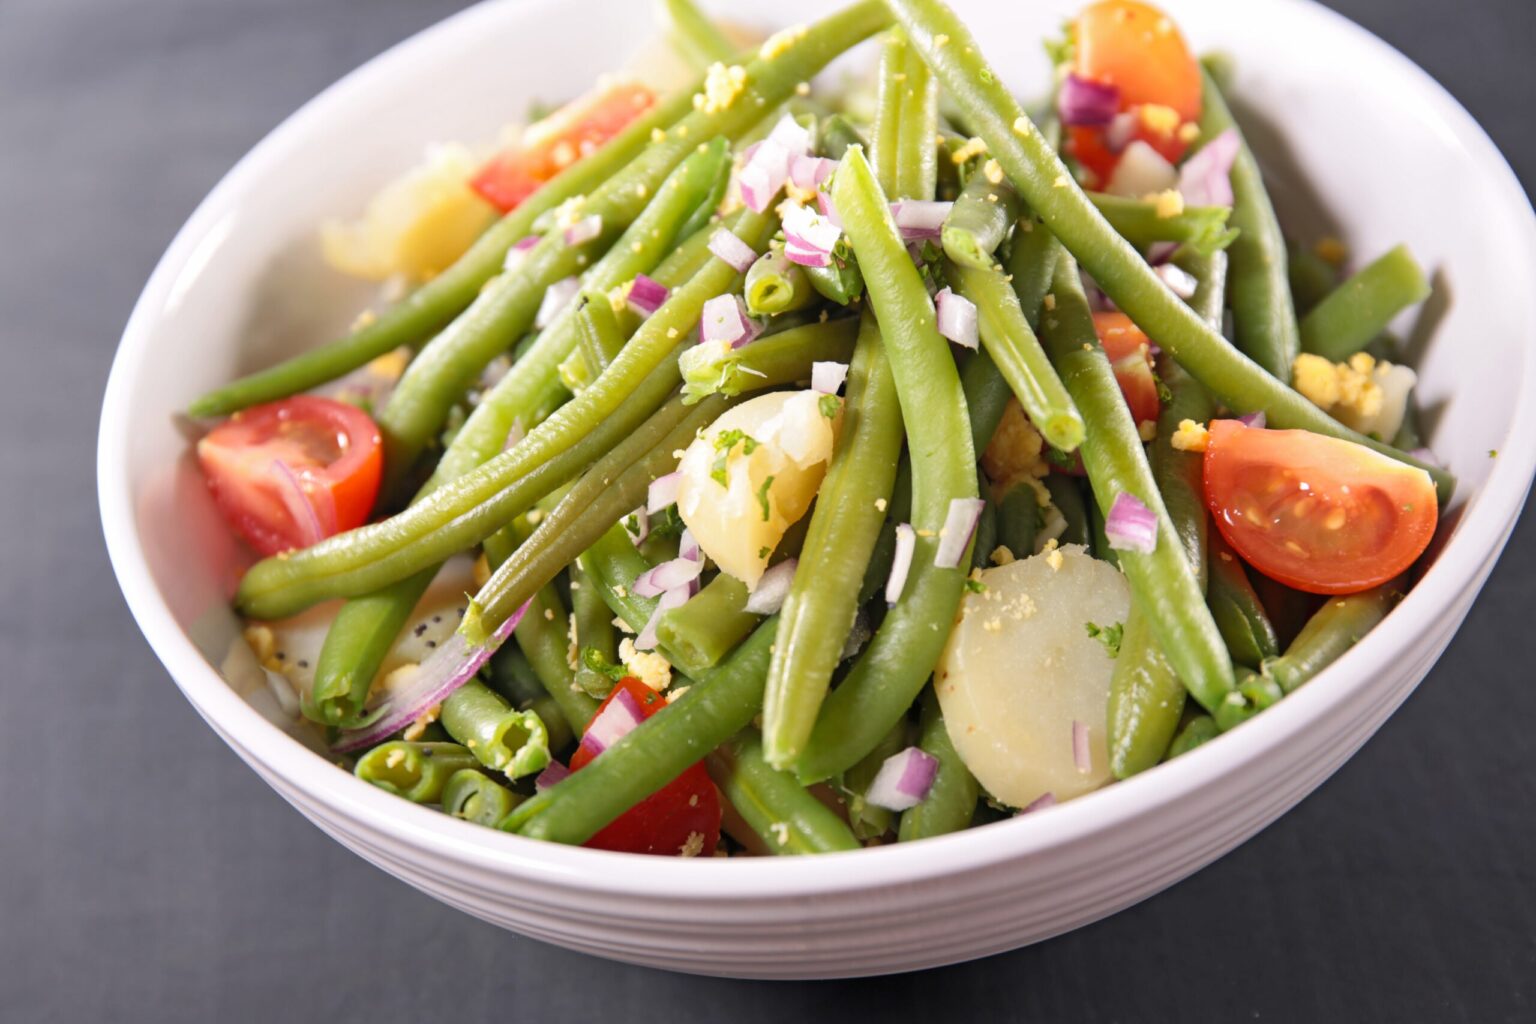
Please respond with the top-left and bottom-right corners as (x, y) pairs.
(2, 0), (1532, 1020)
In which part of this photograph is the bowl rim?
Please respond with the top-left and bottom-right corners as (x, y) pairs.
(99, 0), (1536, 901)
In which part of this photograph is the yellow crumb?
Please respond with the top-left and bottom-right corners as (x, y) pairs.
(1178, 122), (1201, 143)
(875, 497), (889, 512)
(1170, 419), (1210, 452)
(759, 23), (807, 60)
(934, 33), (950, 47)
(1043, 293), (1056, 312)
(950, 137), (987, 164)
(1139, 103), (1181, 138)
(991, 545), (1016, 566)
(618, 637), (673, 691)
(983, 159), (1004, 185)
(1149, 188), (1185, 219)
(1315, 236), (1348, 265)
(1138, 420), (1159, 442)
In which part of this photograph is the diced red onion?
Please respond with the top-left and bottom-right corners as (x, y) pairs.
(811, 361), (849, 394)
(1072, 720), (1091, 774)
(627, 273), (669, 317)
(865, 746), (941, 811)
(934, 496), (986, 569)
(535, 761), (571, 790)
(767, 114), (813, 158)
(1237, 412), (1267, 429)
(1058, 73), (1120, 127)
(647, 471), (681, 514)
(709, 227), (757, 272)
(886, 523), (916, 605)
(1105, 111), (1139, 153)
(577, 684), (646, 758)
(271, 459), (328, 548)
(535, 276), (580, 329)
(632, 555), (705, 598)
(782, 201), (842, 268)
(784, 241), (832, 268)
(738, 138), (792, 213)
(890, 200), (952, 241)
(332, 599), (533, 753)
(745, 558), (797, 615)
(1018, 792), (1058, 815)
(1178, 128), (1240, 208)
(817, 189), (844, 229)
(563, 214), (602, 247)
(626, 504), (650, 544)
(934, 287), (979, 350)
(501, 418), (526, 452)
(701, 293), (758, 347)
(1409, 446), (1439, 467)
(1105, 140), (1177, 198)
(635, 586), (689, 651)
(502, 233), (541, 271)
(1155, 263), (1199, 299)
(790, 154), (838, 192)
(1105, 492), (1158, 554)
(678, 528), (701, 564)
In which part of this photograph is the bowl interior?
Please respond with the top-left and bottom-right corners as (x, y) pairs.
(101, 0), (1536, 879)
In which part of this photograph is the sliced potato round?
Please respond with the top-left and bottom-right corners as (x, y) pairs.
(935, 544), (1130, 807)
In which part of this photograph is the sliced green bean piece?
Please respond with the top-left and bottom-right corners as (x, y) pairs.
(745, 248), (816, 316)
(440, 677), (552, 778)
(943, 168), (1022, 270)
(898, 688), (980, 840)
(1299, 244), (1430, 362)
(1208, 535), (1281, 668)
(657, 573), (760, 671)
(1107, 610), (1184, 779)
(996, 481), (1041, 562)
(709, 731), (862, 854)
(570, 563), (619, 699)
(441, 769), (525, 827)
(354, 742), (478, 803)
(1261, 584), (1398, 694)
(1288, 247), (1340, 318)
(1087, 192), (1236, 255)
(1166, 714), (1219, 759)
(819, 114), (869, 159)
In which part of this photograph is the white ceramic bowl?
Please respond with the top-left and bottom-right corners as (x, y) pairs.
(100, 0), (1536, 978)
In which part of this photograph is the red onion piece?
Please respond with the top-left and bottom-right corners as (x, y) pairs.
(934, 287), (979, 350)
(865, 746), (941, 811)
(1105, 111), (1138, 153)
(782, 201), (842, 268)
(817, 188), (844, 229)
(271, 459), (329, 548)
(635, 586), (689, 652)
(1019, 792), (1058, 815)
(632, 554), (705, 598)
(708, 227), (757, 272)
(934, 496), (986, 569)
(1058, 73), (1120, 127)
(1178, 128), (1240, 208)
(738, 137), (792, 213)
(678, 528), (700, 564)
(811, 360), (849, 395)
(502, 233), (541, 271)
(890, 200), (952, 241)
(1072, 720), (1091, 774)
(1237, 412), (1267, 429)
(790, 154), (838, 192)
(627, 273), (669, 317)
(1155, 263), (1198, 299)
(744, 558), (797, 615)
(647, 470), (681, 513)
(577, 684), (645, 758)
(535, 276), (580, 329)
(535, 761), (571, 790)
(886, 523), (916, 605)
(768, 114), (813, 157)
(1105, 492), (1158, 554)
(1409, 446), (1439, 467)
(784, 242), (832, 268)
(701, 294), (757, 347)
(332, 599), (533, 753)
(563, 213), (603, 247)
(625, 504), (650, 544)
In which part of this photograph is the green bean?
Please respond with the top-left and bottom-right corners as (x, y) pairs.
(745, 248), (816, 316)
(1288, 247), (1341, 317)
(657, 573), (760, 671)
(884, 0), (1453, 503)
(487, 644), (545, 706)
(505, 620), (779, 844)
(870, 31), (906, 196)
(235, 212), (773, 621)
(709, 731), (863, 854)
(1392, 399), (1422, 451)
(1003, 219), (1058, 330)
(897, 688), (980, 840)
(1299, 244), (1430, 362)
(1260, 584), (1398, 695)
(464, 392), (735, 645)
(437, 677), (552, 779)
(1043, 473), (1089, 548)
(894, 31), (938, 200)
(568, 563), (619, 699)
(681, 315), (860, 401)
(1086, 492), (1119, 569)
(1214, 669), (1284, 732)
(995, 481), (1041, 562)
(1195, 65), (1299, 379)
(441, 769), (524, 827)
(942, 167), (1022, 269)
(795, 146), (977, 782)
(819, 114), (869, 159)
(574, 292), (628, 381)
(375, 138), (733, 493)
(763, 313), (903, 767)
(1207, 535), (1280, 668)
(1086, 193), (1237, 255)
(840, 720), (908, 840)
(354, 742), (478, 803)
(185, 82), (707, 418)
(948, 260), (1084, 451)
(1106, 611), (1183, 779)
(1039, 244), (1234, 711)
(662, 0), (735, 68)
(969, 498), (997, 571)
(803, 253), (866, 304)
(512, 584), (598, 731)
(1166, 714), (1219, 759)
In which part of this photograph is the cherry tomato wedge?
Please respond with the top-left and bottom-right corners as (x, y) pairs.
(1093, 312), (1161, 427)
(471, 82), (656, 213)
(569, 677), (721, 857)
(1203, 420), (1438, 594)
(1074, 1), (1202, 122)
(196, 396), (382, 557)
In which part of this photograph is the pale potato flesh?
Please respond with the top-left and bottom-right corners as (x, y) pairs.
(935, 545), (1130, 807)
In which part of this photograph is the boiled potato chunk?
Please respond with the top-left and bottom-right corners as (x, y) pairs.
(935, 545), (1130, 807)
(676, 390), (840, 588)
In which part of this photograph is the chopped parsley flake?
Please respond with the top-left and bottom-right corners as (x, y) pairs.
(964, 578), (988, 593)
(582, 647), (628, 681)
(819, 394), (841, 419)
(1045, 446), (1076, 470)
(1085, 621), (1124, 658)
(756, 475), (775, 521)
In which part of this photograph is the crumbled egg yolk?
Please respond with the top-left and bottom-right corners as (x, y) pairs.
(951, 137), (987, 164)
(1148, 188), (1185, 219)
(1138, 103), (1181, 138)
(1170, 419), (1210, 452)
(1294, 352), (1380, 424)
(982, 398), (1050, 495)
(619, 637), (673, 692)
(694, 63), (748, 114)
(759, 23), (807, 60)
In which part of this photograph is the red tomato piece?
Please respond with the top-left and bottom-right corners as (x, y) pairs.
(1203, 420), (1439, 594)
(1075, 1), (1202, 122)
(196, 396), (382, 557)
(471, 82), (656, 212)
(1067, 125), (1120, 191)
(570, 678), (721, 857)
(1092, 312), (1162, 427)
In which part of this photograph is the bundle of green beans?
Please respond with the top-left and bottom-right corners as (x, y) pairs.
(196, 0), (1450, 857)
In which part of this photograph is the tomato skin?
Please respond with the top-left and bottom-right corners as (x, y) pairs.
(196, 396), (382, 557)
(471, 83), (655, 212)
(570, 678), (721, 857)
(1092, 312), (1161, 427)
(1075, 1), (1202, 122)
(1203, 420), (1438, 594)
